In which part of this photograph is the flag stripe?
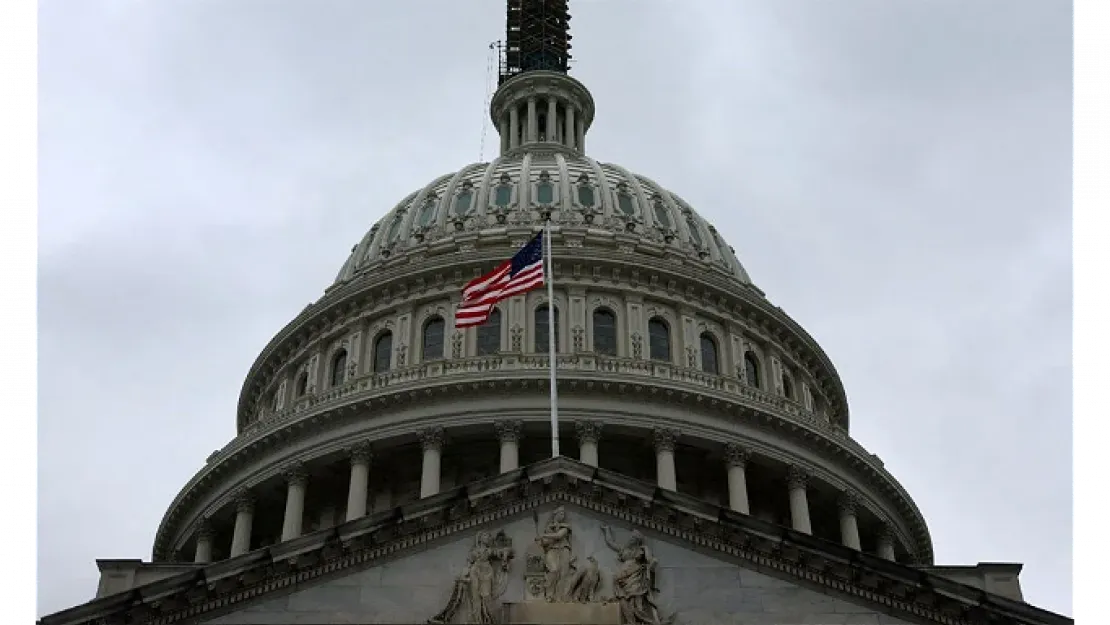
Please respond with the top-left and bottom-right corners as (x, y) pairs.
(455, 233), (546, 329)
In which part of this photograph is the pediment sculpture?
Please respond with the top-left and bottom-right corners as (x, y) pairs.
(428, 529), (515, 624)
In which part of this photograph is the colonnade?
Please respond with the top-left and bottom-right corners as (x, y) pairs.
(191, 421), (898, 564)
(500, 93), (585, 153)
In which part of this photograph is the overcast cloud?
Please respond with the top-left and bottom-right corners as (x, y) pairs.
(37, 0), (1072, 617)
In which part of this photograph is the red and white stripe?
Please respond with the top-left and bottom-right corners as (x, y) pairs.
(455, 259), (545, 328)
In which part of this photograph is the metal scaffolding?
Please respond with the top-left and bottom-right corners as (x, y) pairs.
(498, 0), (572, 85)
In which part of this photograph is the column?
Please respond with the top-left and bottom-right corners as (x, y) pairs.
(193, 517), (213, 564)
(653, 428), (678, 491)
(419, 427), (445, 498)
(565, 105), (576, 150)
(280, 463), (307, 542)
(229, 491), (255, 558)
(509, 105), (520, 150)
(576, 118), (585, 153)
(345, 442), (372, 522)
(495, 420), (523, 473)
(838, 491), (862, 550)
(546, 97), (557, 142)
(499, 116), (510, 154)
(724, 443), (751, 514)
(575, 420), (602, 467)
(877, 523), (897, 561)
(786, 465), (812, 534)
(526, 97), (538, 143)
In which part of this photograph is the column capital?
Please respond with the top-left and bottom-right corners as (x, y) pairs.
(347, 441), (373, 465)
(418, 426), (446, 452)
(283, 462), (308, 486)
(195, 516), (214, 540)
(786, 465), (809, 490)
(494, 420), (524, 444)
(652, 427), (678, 453)
(837, 490), (859, 516)
(877, 521), (896, 543)
(724, 443), (750, 468)
(233, 489), (255, 514)
(575, 420), (603, 444)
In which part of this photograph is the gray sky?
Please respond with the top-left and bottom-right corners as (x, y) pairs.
(37, 0), (1072, 617)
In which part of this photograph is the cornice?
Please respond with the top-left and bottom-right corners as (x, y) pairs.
(158, 354), (930, 565)
(236, 234), (850, 431)
(50, 460), (1069, 625)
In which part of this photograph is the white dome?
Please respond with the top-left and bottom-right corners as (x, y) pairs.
(333, 147), (752, 287)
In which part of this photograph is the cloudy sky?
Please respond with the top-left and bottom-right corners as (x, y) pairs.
(37, 0), (1072, 617)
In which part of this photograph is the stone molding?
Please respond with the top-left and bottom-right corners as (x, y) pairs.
(45, 459), (1071, 625)
(574, 419), (603, 444)
(282, 462), (307, 487)
(233, 491), (254, 514)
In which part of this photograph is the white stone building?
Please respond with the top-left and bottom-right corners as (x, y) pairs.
(39, 2), (1071, 625)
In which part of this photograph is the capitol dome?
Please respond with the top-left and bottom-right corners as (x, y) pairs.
(40, 4), (1072, 625)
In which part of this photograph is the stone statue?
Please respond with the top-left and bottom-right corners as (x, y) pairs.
(601, 524), (674, 625)
(428, 530), (515, 624)
(566, 555), (603, 603)
(536, 506), (575, 602)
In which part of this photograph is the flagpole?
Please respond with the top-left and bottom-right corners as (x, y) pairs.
(544, 219), (560, 458)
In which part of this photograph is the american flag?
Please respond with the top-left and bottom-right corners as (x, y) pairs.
(455, 232), (546, 328)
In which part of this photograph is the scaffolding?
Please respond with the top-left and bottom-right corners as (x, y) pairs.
(498, 0), (572, 85)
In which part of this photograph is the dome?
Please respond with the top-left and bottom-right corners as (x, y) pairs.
(331, 149), (753, 288)
(149, 70), (935, 575)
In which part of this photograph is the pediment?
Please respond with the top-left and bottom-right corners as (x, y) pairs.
(202, 505), (912, 625)
(39, 458), (1070, 625)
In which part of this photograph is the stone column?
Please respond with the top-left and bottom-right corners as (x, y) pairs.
(837, 491), (862, 550)
(576, 118), (585, 153)
(419, 427), (446, 498)
(499, 116), (510, 154)
(280, 463), (307, 542)
(546, 97), (557, 141)
(653, 428), (679, 491)
(526, 97), (538, 143)
(495, 420), (523, 473)
(724, 443), (751, 514)
(565, 105), (576, 150)
(575, 420), (602, 467)
(229, 491), (255, 558)
(786, 465), (812, 535)
(509, 105), (520, 150)
(345, 442), (372, 522)
(877, 523), (897, 561)
(193, 518), (213, 564)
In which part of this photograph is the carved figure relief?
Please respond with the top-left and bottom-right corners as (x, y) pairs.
(601, 524), (675, 625)
(566, 555), (602, 603)
(428, 530), (515, 624)
(535, 507), (575, 602)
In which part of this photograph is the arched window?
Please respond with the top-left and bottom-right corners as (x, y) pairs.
(373, 332), (393, 373)
(592, 308), (618, 356)
(294, 371), (309, 397)
(454, 183), (473, 215)
(781, 372), (794, 399)
(652, 195), (672, 229)
(686, 217), (704, 247)
(699, 333), (719, 374)
(422, 316), (446, 361)
(417, 196), (437, 227)
(536, 171), (554, 204)
(270, 391), (280, 412)
(386, 215), (404, 241)
(617, 191), (635, 215)
(743, 351), (760, 388)
(648, 317), (671, 362)
(494, 174), (513, 207)
(535, 304), (560, 353)
(476, 308), (502, 356)
(330, 348), (348, 387)
(578, 183), (595, 207)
